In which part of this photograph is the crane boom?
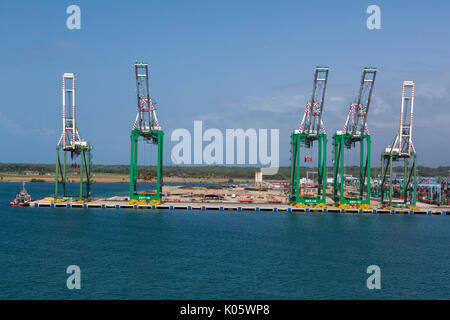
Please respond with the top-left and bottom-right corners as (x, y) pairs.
(343, 67), (377, 141)
(387, 81), (415, 157)
(299, 66), (329, 141)
(133, 62), (161, 142)
(57, 73), (87, 153)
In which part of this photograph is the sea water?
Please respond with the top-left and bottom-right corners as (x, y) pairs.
(0, 182), (449, 299)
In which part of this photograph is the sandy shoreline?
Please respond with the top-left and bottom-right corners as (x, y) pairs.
(0, 174), (285, 184)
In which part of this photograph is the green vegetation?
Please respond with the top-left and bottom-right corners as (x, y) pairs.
(0, 163), (449, 180)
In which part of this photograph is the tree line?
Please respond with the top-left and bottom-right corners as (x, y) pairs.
(0, 163), (449, 180)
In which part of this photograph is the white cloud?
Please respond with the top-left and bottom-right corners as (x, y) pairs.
(0, 111), (24, 136)
(0, 111), (57, 138)
(242, 95), (307, 113)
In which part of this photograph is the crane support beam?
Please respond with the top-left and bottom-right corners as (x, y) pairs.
(342, 67), (376, 144)
(332, 133), (371, 206)
(129, 129), (164, 201)
(289, 132), (327, 204)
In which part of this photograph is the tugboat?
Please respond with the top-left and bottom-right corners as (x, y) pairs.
(10, 182), (33, 207)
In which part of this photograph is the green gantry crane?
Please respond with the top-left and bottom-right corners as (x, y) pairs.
(380, 81), (417, 208)
(332, 67), (376, 209)
(290, 66), (329, 208)
(55, 73), (92, 200)
(129, 62), (164, 204)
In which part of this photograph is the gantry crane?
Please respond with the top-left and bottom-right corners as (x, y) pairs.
(55, 73), (92, 199)
(380, 81), (417, 207)
(332, 67), (376, 208)
(290, 66), (329, 207)
(129, 62), (164, 204)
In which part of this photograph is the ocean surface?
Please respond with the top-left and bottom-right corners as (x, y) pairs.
(0, 182), (449, 299)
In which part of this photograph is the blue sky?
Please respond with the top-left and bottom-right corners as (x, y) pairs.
(1, 0), (450, 167)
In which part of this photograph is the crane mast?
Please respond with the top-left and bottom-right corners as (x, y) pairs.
(342, 67), (376, 146)
(380, 81), (417, 207)
(58, 73), (86, 152)
(299, 66), (329, 144)
(133, 62), (161, 142)
(290, 66), (329, 207)
(389, 81), (415, 156)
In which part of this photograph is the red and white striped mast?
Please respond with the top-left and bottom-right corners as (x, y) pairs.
(132, 62), (161, 140)
(388, 81), (415, 156)
(57, 73), (85, 153)
(342, 67), (377, 140)
(297, 66), (329, 143)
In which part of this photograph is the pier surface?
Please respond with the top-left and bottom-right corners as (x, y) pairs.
(30, 198), (448, 216)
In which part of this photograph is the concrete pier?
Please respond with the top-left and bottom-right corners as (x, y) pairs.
(29, 199), (448, 216)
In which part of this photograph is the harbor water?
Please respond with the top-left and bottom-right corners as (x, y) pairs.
(0, 182), (449, 299)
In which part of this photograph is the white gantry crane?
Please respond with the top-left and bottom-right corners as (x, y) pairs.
(55, 73), (92, 199)
(381, 81), (417, 208)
